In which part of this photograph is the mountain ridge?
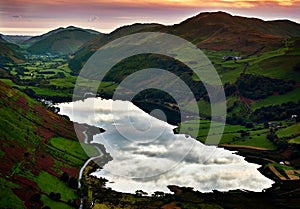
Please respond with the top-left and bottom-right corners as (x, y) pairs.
(69, 11), (300, 72)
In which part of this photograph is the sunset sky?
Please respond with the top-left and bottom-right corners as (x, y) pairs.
(0, 0), (300, 35)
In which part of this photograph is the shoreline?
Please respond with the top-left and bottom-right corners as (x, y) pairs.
(78, 126), (111, 209)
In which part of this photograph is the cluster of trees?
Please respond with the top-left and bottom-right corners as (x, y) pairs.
(48, 72), (65, 79)
(133, 89), (177, 104)
(49, 192), (61, 201)
(60, 172), (78, 189)
(37, 71), (55, 75)
(251, 101), (300, 122)
(236, 74), (295, 100)
(15, 66), (29, 76)
(227, 101), (299, 125)
(227, 113), (247, 125)
(267, 132), (289, 150)
(101, 54), (208, 101)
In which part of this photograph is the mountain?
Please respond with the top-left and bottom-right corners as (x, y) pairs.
(167, 12), (300, 52)
(23, 27), (68, 46)
(0, 80), (96, 208)
(69, 12), (300, 72)
(26, 26), (100, 55)
(68, 23), (163, 72)
(0, 36), (25, 65)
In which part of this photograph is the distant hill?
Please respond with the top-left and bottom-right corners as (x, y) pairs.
(26, 26), (100, 55)
(23, 27), (68, 46)
(0, 36), (25, 65)
(69, 11), (300, 72)
(2, 35), (33, 44)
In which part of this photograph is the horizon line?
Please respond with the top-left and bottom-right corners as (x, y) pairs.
(1, 11), (299, 36)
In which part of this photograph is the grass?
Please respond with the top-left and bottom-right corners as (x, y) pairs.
(277, 123), (300, 138)
(254, 55), (300, 82)
(179, 119), (276, 149)
(226, 133), (276, 149)
(0, 78), (85, 208)
(219, 66), (243, 84)
(35, 171), (77, 202)
(50, 137), (99, 160)
(0, 105), (38, 144)
(31, 86), (72, 97)
(0, 177), (24, 209)
(41, 195), (74, 209)
(201, 49), (244, 84)
(251, 87), (300, 110)
(289, 135), (300, 144)
(0, 78), (19, 87)
(182, 99), (211, 117)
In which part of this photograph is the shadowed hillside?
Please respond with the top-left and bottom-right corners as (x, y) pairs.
(0, 36), (25, 65)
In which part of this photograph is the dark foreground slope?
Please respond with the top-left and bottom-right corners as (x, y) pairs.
(0, 81), (93, 209)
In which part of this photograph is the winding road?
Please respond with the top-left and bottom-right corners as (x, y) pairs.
(78, 129), (104, 209)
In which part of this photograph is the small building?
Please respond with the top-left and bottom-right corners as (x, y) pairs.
(222, 56), (242, 61)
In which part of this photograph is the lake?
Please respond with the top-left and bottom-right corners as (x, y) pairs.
(56, 97), (273, 194)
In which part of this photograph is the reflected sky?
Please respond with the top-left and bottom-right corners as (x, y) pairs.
(57, 97), (273, 194)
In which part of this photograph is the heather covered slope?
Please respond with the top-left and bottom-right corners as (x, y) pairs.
(0, 81), (95, 209)
(169, 12), (300, 52)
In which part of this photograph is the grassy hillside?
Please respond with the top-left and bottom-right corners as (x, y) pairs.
(0, 81), (97, 209)
(27, 26), (99, 55)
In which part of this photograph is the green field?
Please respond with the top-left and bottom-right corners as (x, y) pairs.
(35, 171), (77, 202)
(251, 87), (300, 110)
(289, 135), (300, 144)
(276, 123), (300, 144)
(41, 195), (74, 209)
(180, 119), (276, 149)
(50, 137), (99, 160)
(0, 178), (24, 209)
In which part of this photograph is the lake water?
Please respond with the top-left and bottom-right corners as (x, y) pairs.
(57, 97), (273, 194)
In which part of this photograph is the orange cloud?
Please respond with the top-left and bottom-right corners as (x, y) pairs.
(1, 0), (299, 35)
(4, 0), (300, 7)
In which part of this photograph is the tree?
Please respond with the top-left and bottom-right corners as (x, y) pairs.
(152, 191), (165, 198)
(264, 122), (269, 129)
(68, 177), (78, 189)
(266, 133), (277, 141)
(49, 192), (61, 201)
(135, 190), (148, 197)
(245, 122), (254, 128)
(30, 193), (41, 202)
(240, 130), (250, 137)
(61, 172), (69, 183)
